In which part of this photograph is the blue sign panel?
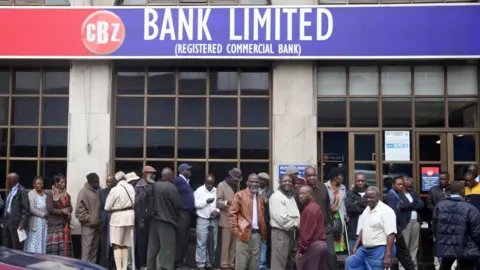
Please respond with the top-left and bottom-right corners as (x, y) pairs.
(421, 167), (440, 192)
(105, 5), (480, 59)
(278, 164), (310, 178)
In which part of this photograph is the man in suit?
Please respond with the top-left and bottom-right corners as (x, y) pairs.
(172, 163), (195, 269)
(2, 173), (29, 250)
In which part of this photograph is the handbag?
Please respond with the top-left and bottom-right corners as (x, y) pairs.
(331, 214), (343, 239)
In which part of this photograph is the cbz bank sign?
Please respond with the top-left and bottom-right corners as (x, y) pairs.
(0, 5), (479, 59)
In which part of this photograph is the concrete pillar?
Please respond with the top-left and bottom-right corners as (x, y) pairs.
(67, 62), (113, 233)
(271, 62), (317, 189)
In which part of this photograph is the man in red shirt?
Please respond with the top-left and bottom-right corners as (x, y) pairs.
(296, 185), (328, 270)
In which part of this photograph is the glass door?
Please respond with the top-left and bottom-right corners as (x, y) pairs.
(348, 132), (380, 189)
(447, 133), (479, 182)
(416, 133), (448, 195)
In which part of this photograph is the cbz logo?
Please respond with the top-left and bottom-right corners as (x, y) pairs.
(81, 10), (126, 55)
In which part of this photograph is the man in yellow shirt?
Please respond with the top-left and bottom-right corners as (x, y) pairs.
(464, 172), (480, 211)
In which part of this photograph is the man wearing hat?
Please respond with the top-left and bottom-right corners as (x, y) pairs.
(173, 163), (195, 268)
(75, 172), (101, 264)
(132, 165), (157, 270)
(216, 168), (242, 270)
(286, 166), (306, 191)
(257, 172), (272, 270)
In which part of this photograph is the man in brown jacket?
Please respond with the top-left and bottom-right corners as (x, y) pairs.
(217, 168), (242, 270)
(229, 173), (267, 270)
(75, 172), (101, 264)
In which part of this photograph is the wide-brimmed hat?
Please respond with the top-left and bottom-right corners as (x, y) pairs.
(228, 168), (243, 181)
(125, 172), (140, 183)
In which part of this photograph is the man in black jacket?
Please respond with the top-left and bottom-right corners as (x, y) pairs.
(385, 175), (416, 270)
(147, 175), (182, 270)
(2, 173), (29, 250)
(433, 181), (480, 270)
(345, 172), (368, 252)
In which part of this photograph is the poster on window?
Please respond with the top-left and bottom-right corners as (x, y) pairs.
(384, 131), (410, 161)
(421, 167), (440, 192)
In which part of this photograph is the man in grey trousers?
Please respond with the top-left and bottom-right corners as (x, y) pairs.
(147, 173), (182, 270)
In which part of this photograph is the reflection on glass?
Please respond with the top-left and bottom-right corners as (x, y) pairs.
(350, 98), (378, 127)
(14, 71), (40, 94)
(179, 71), (207, 95)
(0, 128), (7, 156)
(453, 164), (472, 182)
(322, 132), (348, 183)
(383, 163), (412, 192)
(209, 130), (237, 159)
(210, 70), (237, 95)
(418, 135), (441, 161)
(178, 98), (206, 127)
(453, 135), (476, 162)
(117, 71), (145, 95)
(10, 128), (38, 157)
(355, 163), (377, 188)
(178, 130), (206, 159)
(209, 162), (238, 186)
(349, 66), (378, 96)
(12, 97), (39, 126)
(0, 97), (9, 125)
(146, 129), (175, 158)
(447, 66), (478, 96)
(210, 98), (237, 127)
(147, 70), (175, 95)
(448, 98), (478, 128)
(240, 130), (269, 159)
(116, 97), (144, 126)
(415, 98), (445, 127)
(41, 129), (68, 158)
(43, 97), (68, 126)
(0, 70), (9, 94)
(354, 135), (375, 161)
(241, 98), (269, 127)
(317, 98), (346, 127)
(382, 98), (412, 127)
(381, 66), (411, 96)
(317, 67), (346, 96)
(240, 70), (269, 95)
(0, 160), (6, 189)
(115, 129), (143, 158)
(147, 98), (175, 126)
(44, 71), (69, 94)
(414, 66), (444, 96)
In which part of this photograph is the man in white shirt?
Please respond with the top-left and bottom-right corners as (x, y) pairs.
(194, 174), (220, 270)
(346, 186), (397, 270)
(269, 174), (300, 270)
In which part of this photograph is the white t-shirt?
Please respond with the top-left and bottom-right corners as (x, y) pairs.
(358, 201), (397, 248)
(405, 193), (417, 220)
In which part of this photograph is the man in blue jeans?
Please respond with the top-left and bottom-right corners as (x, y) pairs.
(257, 172), (272, 270)
(346, 186), (396, 270)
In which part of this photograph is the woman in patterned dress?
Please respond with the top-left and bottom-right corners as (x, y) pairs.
(24, 176), (48, 253)
(46, 174), (73, 257)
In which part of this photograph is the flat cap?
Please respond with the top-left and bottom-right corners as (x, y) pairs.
(258, 172), (270, 180)
(286, 166), (299, 175)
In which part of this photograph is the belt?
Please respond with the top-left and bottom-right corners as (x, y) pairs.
(111, 207), (133, 213)
(364, 245), (384, 250)
(251, 229), (260, 234)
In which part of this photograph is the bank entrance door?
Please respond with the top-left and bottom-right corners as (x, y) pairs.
(348, 132), (380, 189)
(416, 132), (478, 193)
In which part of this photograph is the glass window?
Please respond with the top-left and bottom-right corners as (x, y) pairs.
(209, 130), (237, 159)
(0, 160), (6, 189)
(178, 130), (206, 159)
(43, 71), (69, 95)
(382, 163), (413, 192)
(0, 70), (9, 95)
(40, 160), (67, 182)
(349, 66), (378, 96)
(241, 98), (269, 127)
(209, 162), (238, 185)
(146, 129), (175, 159)
(210, 70), (237, 96)
(241, 130), (269, 160)
(210, 98), (237, 127)
(115, 129), (143, 158)
(415, 98), (445, 127)
(178, 98), (206, 127)
(11, 160), (37, 188)
(418, 134), (441, 161)
(115, 161), (144, 176)
(453, 134), (476, 162)
(350, 98), (379, 127)
(448, 98), (478, 128)
(116, 97), (144, 126)
(42, 97), (68, 126)
(382, 98), (412, 127)
(414, 66), (444, 96)
(147, 98), (175, 126)
(148, 70), (175, 95)
(14, 71), (40, 94)
(179, 71), (207, 95)
(381, 66), (411, 96)
(241, 70), (269, 96)
(10, 128), (38, 157)
(317, 67), (346, 96)
(354, 134), (376, 161)
(0, 97), (9, 126)
(12, 97), (39, 126)
(447, 66), (478, 96)
(117, 71), (145, 95)
(41, 129), (67, 158)
(0, 128), (6, 156)
(239, 162), (270, 189)
(317, 98), (346, 127)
